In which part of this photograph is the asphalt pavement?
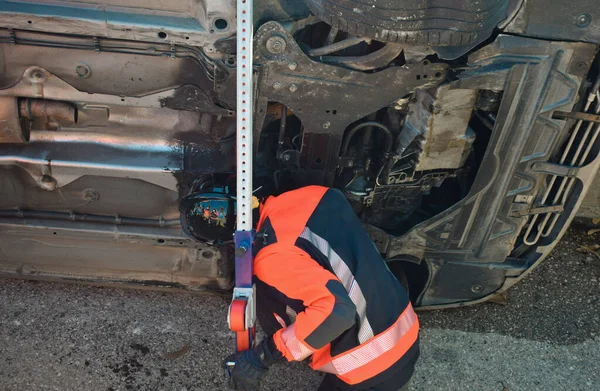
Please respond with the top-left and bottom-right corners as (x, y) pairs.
(1, 226), (599, 391)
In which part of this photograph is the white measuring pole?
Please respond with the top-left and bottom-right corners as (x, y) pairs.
(227, 0), (256, 355)
(236, 0), (254, 232)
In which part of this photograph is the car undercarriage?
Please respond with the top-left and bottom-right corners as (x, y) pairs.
(0, 0), (599, 308)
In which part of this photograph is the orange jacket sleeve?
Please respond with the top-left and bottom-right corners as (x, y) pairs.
(254, 243), (356, 362)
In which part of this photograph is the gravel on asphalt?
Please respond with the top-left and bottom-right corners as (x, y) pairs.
(0, 226), (599, 391)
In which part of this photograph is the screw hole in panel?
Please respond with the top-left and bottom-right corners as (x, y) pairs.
(214, 18), (229, 30)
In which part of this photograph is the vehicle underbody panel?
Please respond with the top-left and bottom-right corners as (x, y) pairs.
(0, 0), (599, 307)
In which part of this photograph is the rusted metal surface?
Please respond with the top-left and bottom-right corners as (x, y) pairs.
(0, 66), (225, 112)
(0, 0), (235, 56)
(0, 97), (235, 214)
(0, 30), (235, 115)
(18, 99), (76, 130)
(0, 97), (27, 143)
(0, 30), (217, 95)
(400, 85), (478, 172)
(254, 21), (447, 185)
(553, 110), (600, 124)
(0, 216), (233, 291)
(318, 43), (405, 71)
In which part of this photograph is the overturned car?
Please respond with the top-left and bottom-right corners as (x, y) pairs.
(0, 0), (599, 308)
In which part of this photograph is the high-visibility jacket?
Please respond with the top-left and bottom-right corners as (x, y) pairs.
(254, 186), (419, 388)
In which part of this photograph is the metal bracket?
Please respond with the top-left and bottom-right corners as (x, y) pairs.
(229, 286), (256, 330)
(337, 157), (355, 168)
(93, 37), (100, 52)
(531, 162), (580, 178)
(553, 110), (600, 124)
(510, 204), (564, 217)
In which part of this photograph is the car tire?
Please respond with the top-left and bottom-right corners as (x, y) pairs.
(303, 0), (509, 46)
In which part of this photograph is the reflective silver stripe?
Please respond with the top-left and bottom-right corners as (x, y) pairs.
(317, 304), (418, 376)
(332, 304), (418, 375)
(285, 305), (297, 324)
(349, 280), (373, 344)
(300, 227), (375, 343)
(281, 324), (314, 361)
(274, 313), (286, 328)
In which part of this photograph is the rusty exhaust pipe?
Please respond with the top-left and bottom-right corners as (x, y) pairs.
(19, 98), (77, 129)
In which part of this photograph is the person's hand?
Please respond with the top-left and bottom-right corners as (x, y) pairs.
(223, 337), (283, 390)
(224, 349), (267, 390)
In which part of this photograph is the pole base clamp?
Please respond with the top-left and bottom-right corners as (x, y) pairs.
(228, 286), (256, 351)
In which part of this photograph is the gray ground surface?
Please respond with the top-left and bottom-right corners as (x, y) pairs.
(1, 227), (599, 391)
